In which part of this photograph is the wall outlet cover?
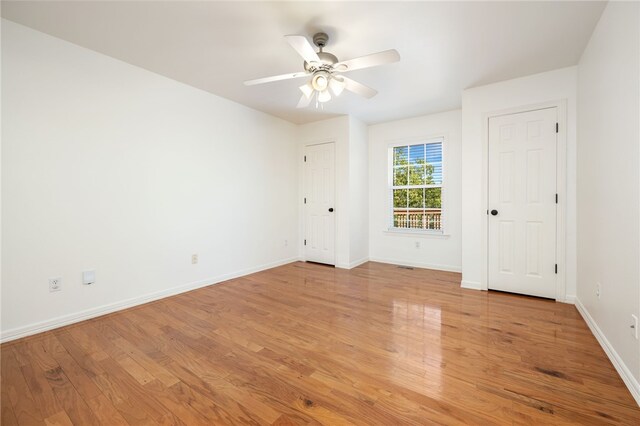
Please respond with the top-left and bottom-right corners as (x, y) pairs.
(49, 277), (62, 292)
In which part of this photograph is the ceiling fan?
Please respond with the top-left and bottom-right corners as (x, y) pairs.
(244, 32), (400, 108)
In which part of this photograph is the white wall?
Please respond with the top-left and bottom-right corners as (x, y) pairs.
(1, 20), (299, 340)
(461, 67), (577, 299)
(368, 110), (462, 271)
(348, 116), (369, 267)
(576, 0), (640, 395)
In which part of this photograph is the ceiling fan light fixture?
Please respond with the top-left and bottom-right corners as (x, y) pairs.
(329, 76), (345, 96)
(311, 71), (330, 91)
(318, 90), (331, 103)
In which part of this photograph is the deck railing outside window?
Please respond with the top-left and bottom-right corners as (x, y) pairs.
(393, 209), (442, 230)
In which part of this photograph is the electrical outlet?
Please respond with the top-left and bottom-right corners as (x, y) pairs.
(49, 277), (62, 292)
(191, 254), (198, 264)
(284, 239), (288, 247)
(415, 241), (420, 249)
(596, 282), (601, 299)
(632, 315), (638, 339)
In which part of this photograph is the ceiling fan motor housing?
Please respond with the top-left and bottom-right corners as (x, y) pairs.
(303, 32), (338, 72)
(304, 51), (338, 72)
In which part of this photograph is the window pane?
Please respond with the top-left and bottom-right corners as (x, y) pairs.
(408, 188), (424, 208)
(425, 163), (442, 185)
(393, 166), (408, 185)
(393, 189), (408, 208)
(393, 146), (408, 166)
(409, 144), (425, 164)
(426, 143), (443, 184)
(401, 209), (443, 230)
(409, 165), (425, 185)
(425, 209), (442, 230)
(425, 142), (442, 163)
(425, 187), (442, 208)
(393, 210), (408, 228)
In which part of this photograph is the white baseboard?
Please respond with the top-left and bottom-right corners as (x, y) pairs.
(460, 280), (482, 290)
(348, 257), (369, 269)
(0, 256), (301, 343)
(336, 258), (370, 270)
(575, 298), (640, 406)
(368, 257), (462, 273)
(561, 294), (576, 304)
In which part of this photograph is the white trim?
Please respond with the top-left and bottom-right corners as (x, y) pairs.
(335, 258), (369, 270)
(369, 257), (461, 273)
(383, 229), (450, 238)
(562, 294), (576, 304)
(0, 257), (301, 343)
(555, 101), (568, 302)
(480, 100), (568, 302)
(575, 298), (640, 406)
(461, 280), (483, 290)
(348, 257), (369, 269)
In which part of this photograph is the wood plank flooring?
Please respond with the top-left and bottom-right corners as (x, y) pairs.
(2, 261), (639, 425)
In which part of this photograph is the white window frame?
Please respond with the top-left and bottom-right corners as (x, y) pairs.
(387, 137), (446, 235)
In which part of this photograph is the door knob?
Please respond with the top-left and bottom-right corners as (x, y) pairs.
(490, 209), (498, 216)
(328, 208), (334, 212)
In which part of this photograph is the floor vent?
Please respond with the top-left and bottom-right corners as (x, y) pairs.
(397, 265), (414, 270)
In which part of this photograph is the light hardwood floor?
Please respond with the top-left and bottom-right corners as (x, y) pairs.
(1, 261), (639, 425)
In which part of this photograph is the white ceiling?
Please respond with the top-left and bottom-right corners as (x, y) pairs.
(2, 1), (605, 124)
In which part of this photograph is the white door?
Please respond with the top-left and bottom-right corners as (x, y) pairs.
(304, 143), (335, 265)
(488, 108), (557, 298)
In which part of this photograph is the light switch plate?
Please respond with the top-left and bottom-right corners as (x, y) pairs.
(83, 270), (96, 285)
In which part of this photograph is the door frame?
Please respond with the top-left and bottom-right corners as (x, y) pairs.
(480, 99), (568, 301)
(302, 141), (337, 265)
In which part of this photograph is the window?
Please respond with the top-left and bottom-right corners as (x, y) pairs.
(390, 139), (443, 231)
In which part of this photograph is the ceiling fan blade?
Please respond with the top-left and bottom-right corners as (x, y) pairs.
(244, 71), (309, 86)
(285, 35), (320, 64)
(341, 76), (378, 99)
(335, 49), (400, 72)
(297, 93), (313, 108)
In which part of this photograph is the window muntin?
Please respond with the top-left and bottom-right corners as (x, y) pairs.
(390, 140), (443, 231)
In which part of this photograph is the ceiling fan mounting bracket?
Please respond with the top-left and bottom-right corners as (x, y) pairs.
(312, 32), (329, 49)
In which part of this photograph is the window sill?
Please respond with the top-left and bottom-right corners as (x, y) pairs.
(384, 228), (451, 238)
